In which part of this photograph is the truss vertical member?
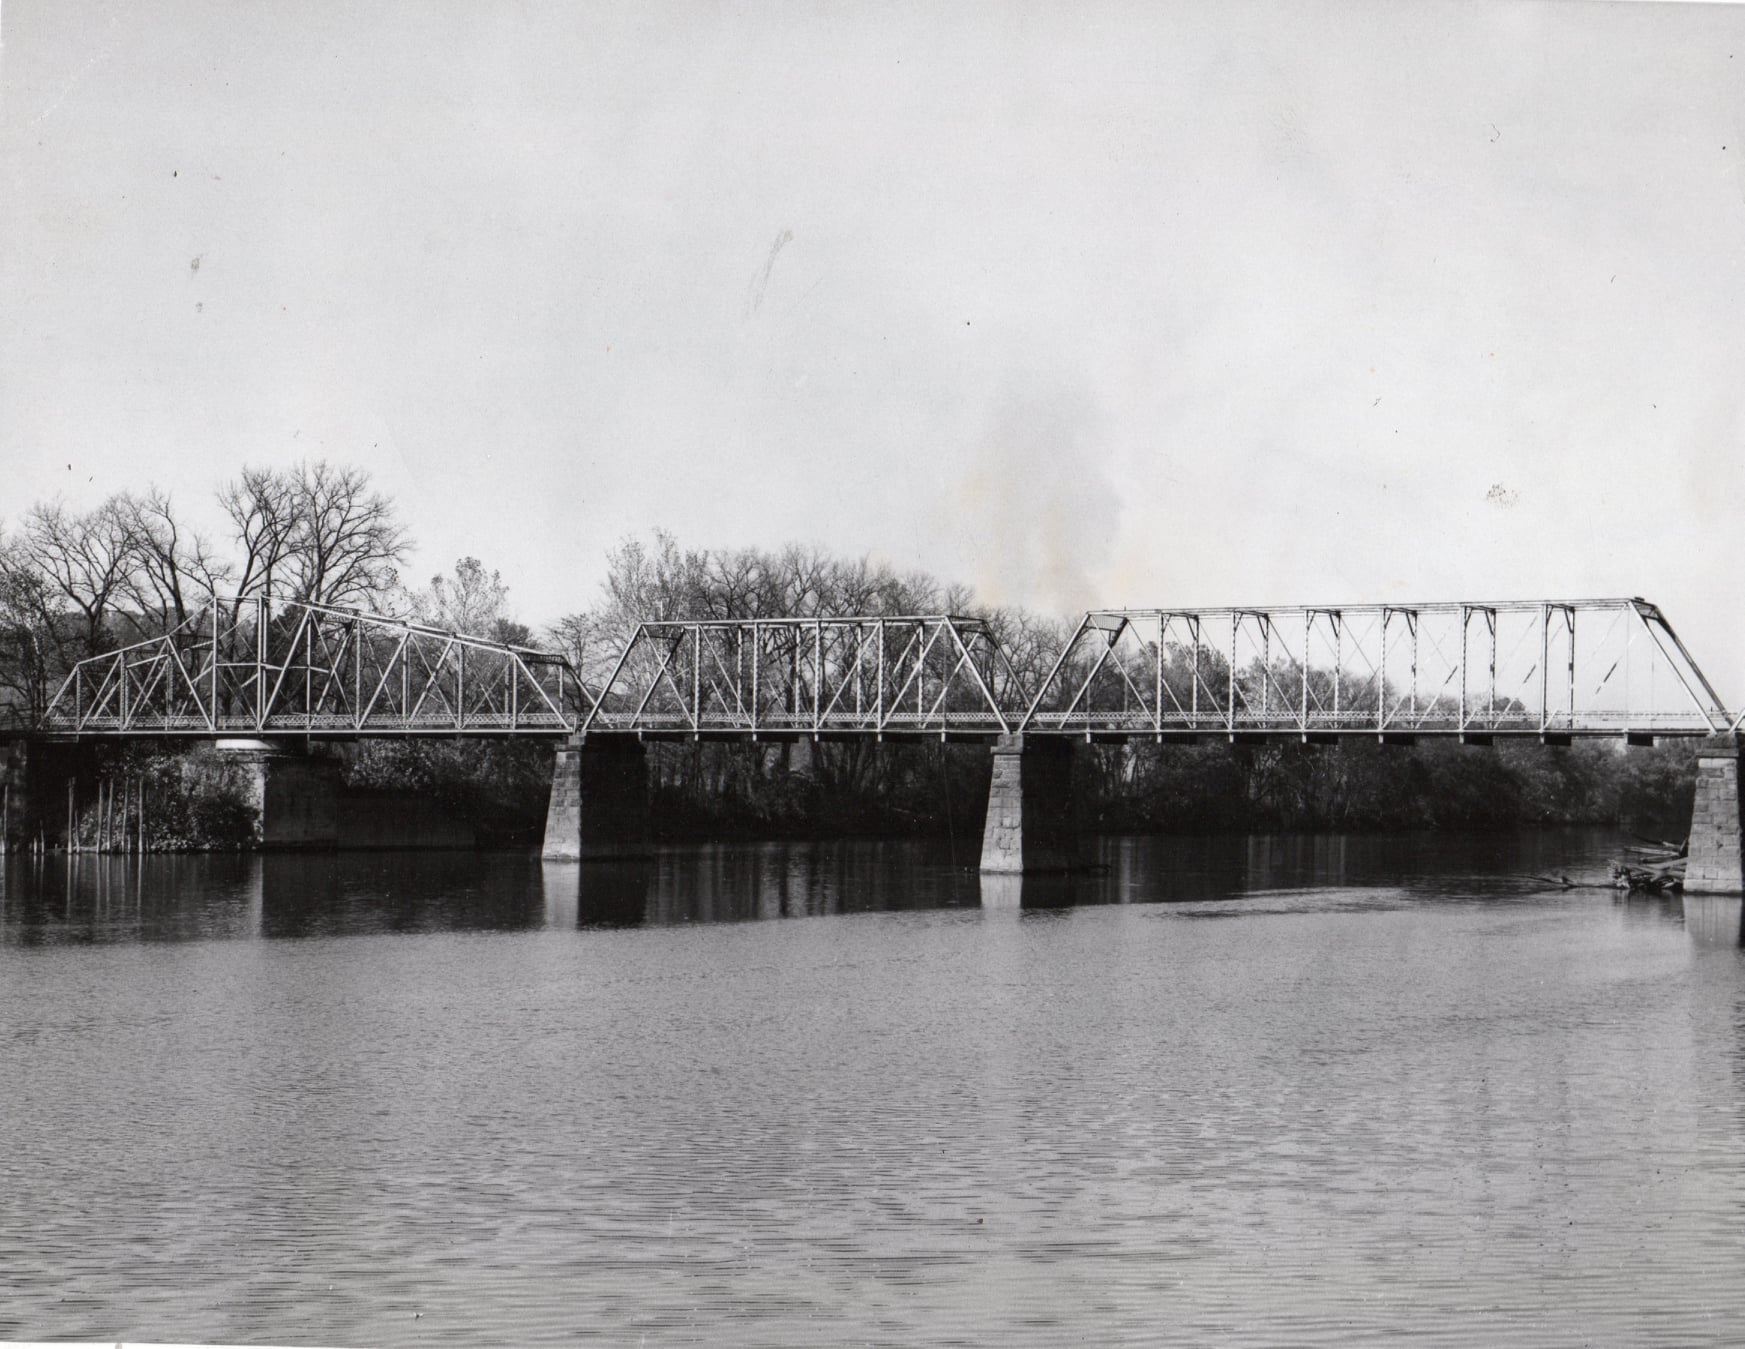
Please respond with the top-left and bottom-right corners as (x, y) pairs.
(1016, 598), (1729, 740)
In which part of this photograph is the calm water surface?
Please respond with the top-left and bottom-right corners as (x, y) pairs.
(2, 831), (1743, 1347)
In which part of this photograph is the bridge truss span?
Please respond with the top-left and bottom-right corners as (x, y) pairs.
(1020, 598), (1730, 740)
(581, 615), (1026, 737)
(35, 594), (1732, 743)
(41, 597), (584, 737)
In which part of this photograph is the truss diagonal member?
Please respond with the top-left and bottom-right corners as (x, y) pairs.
(1156, 646), (1194, 725)
(813, 623), (867, 727)
(1106, 637), (1155, 728)
(84, 655), (126, 726)
(78, 649), (125, 725)
(407, 637), (459, 725)
(1056, 616), (1128, 728)
(1579, 607), (1626, 702)
(164, 635), (216, 731)
(516, 654), (576, 728)
(1341, 610), (1381, 682)
(1626, 603), (1727, 732)
(459, 653), (503, 724)
(1189, 656), (1225, 726)
(704, 632), (751, 724)
(43, 665), (80, 728)
(813, 624), (864, 727)
(699, 670), (740, 726)
(1253, 615), (1303, 725)
(1226, 617), (1267, 723)
(921, 640), (977, 728)
(875, 625), (924, 729)
(313, 620), (360, 722)
(259, 604), (314, 730)
(581, 629), (639, 732)
(628, 632), (689, 729)
(160, 643), (207, 726)
(360, 631), (413, 725)
(946, 618), (1011, 734)
(986, 634), (1035, 728)
(882, 621), (946, 724)
(666, 634), (703, 732)
(1015, 616), (1084, 731)
(128, 648), (176, 728)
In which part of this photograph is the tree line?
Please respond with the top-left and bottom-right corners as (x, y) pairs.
(0, 463), (412, 725)
(0, 463), (1699, 846)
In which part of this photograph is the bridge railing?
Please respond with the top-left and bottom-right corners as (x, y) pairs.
(1018, 598), (1731, 738)
(40, 597), (587, 736)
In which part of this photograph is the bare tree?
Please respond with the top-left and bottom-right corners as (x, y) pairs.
(217, 466), (299, 617)
(16, 497), (136, 660)
(116, 488), (227, 634)
(0, 534), (55, 725)
(218, 461), (411, 613)
(281, 461), (410, 608)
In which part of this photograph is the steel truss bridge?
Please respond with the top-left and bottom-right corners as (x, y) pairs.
(34, 595), (1737, 743)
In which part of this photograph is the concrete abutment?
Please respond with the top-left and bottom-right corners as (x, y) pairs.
(541, 736), (652, 861)
(979, 734), (1082, 874)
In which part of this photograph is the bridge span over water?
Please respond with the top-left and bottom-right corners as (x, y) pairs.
(32, 594), (1737, 742)
(14, 593), (1745, 892)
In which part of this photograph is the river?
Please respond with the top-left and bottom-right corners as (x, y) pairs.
(2, 830), (1742, 1346)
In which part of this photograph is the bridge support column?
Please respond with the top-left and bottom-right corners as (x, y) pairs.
(1686, 734), (1745, 894)
(542, 736), (651, 861)
(980, 734), (1081, 874)
(219, 741), (341, 849)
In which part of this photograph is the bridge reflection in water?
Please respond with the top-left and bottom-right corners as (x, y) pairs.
(1684, 894), (1745, 949)
(1, 831), (1733, 947)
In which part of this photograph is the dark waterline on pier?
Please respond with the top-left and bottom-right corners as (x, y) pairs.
(2, 831), (1743, 1346)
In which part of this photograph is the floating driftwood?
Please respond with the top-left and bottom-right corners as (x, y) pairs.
(1613, 837), (1688, 893)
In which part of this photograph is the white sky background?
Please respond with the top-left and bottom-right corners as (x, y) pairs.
(2, 2), (1743, 690)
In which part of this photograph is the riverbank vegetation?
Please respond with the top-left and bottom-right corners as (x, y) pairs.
(0, 462), (1701, 848)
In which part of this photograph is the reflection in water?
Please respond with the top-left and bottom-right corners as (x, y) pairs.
(639, 841), (978, 925)
(1683, 894), (1745, 949)
(254, 853), (549, 940)
(540, 860), (651, 929)
(6, 827), (1745, 1347)
(979, 873), (1023, 909)
(978, 871), (1080, 910)
(0, 850), (265, 946)
(0, 829), (1678, 946)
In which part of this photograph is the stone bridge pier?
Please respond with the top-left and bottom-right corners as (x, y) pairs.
(541, 735), (651, 861)
(1686, 733), (1745, 894)
(979, 734), (1083, 874)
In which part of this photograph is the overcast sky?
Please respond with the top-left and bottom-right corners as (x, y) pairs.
(3, 1), (1743, 689)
